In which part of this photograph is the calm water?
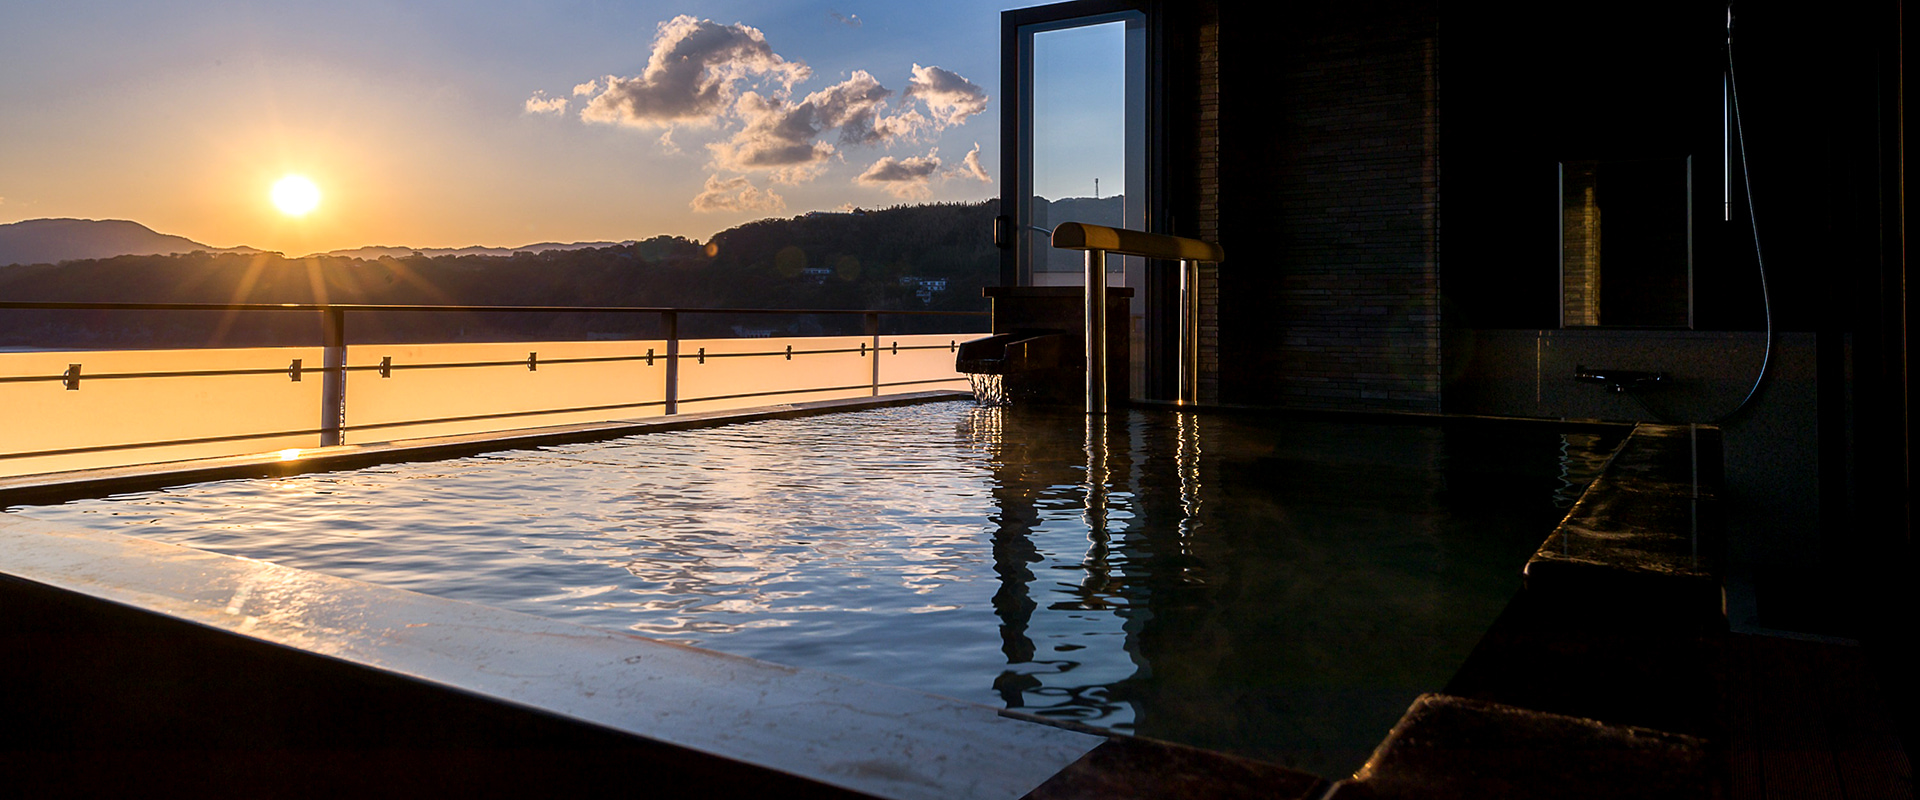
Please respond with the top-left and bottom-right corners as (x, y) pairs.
(13, 401), (1618, 776)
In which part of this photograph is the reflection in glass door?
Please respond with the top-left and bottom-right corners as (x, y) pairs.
(1025, 20), (1142, 287)
(1005, 3), (1151, 394)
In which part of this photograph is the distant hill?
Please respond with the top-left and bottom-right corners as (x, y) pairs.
(0, 218), (632, 266)
(0, 200), (999, 348)
(318, 241), (633, 260)
(0, 218), (261, 266)
(1031, 195), (1127, 274)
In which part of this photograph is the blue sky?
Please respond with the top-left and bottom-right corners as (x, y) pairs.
(0, 1), (1019, 254)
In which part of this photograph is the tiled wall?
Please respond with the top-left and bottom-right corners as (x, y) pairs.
(1193, 6), (1222, 403)
(1217, 7), (1442, 411)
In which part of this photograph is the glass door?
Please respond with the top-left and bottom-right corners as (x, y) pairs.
(1001, 0), (1156, 395)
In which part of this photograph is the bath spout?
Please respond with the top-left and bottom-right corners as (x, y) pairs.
(955, 331), (1082, 405)
(955, 331), (1080, 375)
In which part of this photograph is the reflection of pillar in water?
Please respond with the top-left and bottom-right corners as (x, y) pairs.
(1081, 412), (1111, 567)
(1176, 410), (1202, 548)
(965, 406), (1042, 702)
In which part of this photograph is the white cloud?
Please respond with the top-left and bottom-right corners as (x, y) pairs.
(691, 174), (786, 213)
(805, 70), (913, 146)
(524, 91), (568, 115)
(857, 150), (942, 199)
(706, 71), (922, 181)
(580, 15), (809, 130)
(948, 143), (991, 183)
(706, 91), (838, 182)
(547, 17), (991, 209)
(904, 64), (988, 128)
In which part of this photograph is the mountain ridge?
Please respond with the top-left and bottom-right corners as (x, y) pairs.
(0, 218), (262, 266)
(315, 241), (635, 260)
(0, 218), (640, 267)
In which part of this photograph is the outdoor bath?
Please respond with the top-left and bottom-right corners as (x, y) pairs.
(4, 396), (1623, 780)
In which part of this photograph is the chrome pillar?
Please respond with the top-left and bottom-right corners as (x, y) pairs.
(662, 310), (679, 415)
(866, 312), (881, 396)
(319, 307), (345, 446)
(1084, 249), (1107, 415)
(1179, 259), (1201, 405)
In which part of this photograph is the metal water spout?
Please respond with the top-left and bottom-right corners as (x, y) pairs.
(954, 330), (1081, 405)
(1048, 223), (1225, 413)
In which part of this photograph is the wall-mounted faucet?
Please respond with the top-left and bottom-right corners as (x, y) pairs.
(1574, 365), (1668, 393)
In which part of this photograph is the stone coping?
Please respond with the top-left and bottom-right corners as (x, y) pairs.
(1326, 694), (1709, 800)
(0, 513), (1100, 800)
(1525, 422), (1723, 601)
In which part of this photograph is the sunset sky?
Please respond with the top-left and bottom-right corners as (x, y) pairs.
(0, 1), (1017, 256)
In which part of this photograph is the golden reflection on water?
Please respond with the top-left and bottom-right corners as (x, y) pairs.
(1176, 409), (1202, 559)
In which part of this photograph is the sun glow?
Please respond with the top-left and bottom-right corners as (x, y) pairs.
(270, 175), (322, 216)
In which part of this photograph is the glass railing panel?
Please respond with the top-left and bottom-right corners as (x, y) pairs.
(342, 340), (669, 443)
(876, 334), (971, 394)
(0, 347), (325, 477)
(2, 327), (979, 480)
(675, 336), (874, 414)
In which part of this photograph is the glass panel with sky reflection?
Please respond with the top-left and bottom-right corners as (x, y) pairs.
(1027, 20), (1135, 284)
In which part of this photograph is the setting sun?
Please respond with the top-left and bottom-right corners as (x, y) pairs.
(270, 175), (322, 217)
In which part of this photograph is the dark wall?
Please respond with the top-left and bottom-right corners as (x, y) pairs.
(1441, 0), (1890, 335)
(1435, 0), (1909, 730)
(1443, 1), (1722, 331)
(1217, 1), (1443, 411)
(1204, 0), (1906, 724)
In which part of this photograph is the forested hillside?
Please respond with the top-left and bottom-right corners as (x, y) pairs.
(0, 201), (997, 347)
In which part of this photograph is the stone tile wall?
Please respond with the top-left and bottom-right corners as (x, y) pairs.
(1217, 7), (1442, 412)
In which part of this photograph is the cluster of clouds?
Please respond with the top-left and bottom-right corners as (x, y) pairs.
(526, 15), (990, 212)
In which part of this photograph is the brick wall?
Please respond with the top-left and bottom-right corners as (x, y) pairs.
(1193, 7), (1222, 403)
(1217, 5), (1442, 412)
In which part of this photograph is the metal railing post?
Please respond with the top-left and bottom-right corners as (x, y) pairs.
(320, 307), (346, 446)
(1179, 259), (1201, 406)
(865, 312), (880, 396)
(1085, 249), (1108, 415)
(663, 310), (679, 415)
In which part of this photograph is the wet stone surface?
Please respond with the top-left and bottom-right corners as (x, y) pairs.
(1327, 694), (1711, 800)
(1526, 423), (1723, 610)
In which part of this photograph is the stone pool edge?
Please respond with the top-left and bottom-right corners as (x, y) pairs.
(0, 512), (1112, 800)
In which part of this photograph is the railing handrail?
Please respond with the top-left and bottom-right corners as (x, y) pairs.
(0, 329), (975, 467)
(2, 300), (983, 467)
(0, 300), (988, 317)
(1049, 222), (1225, 263)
